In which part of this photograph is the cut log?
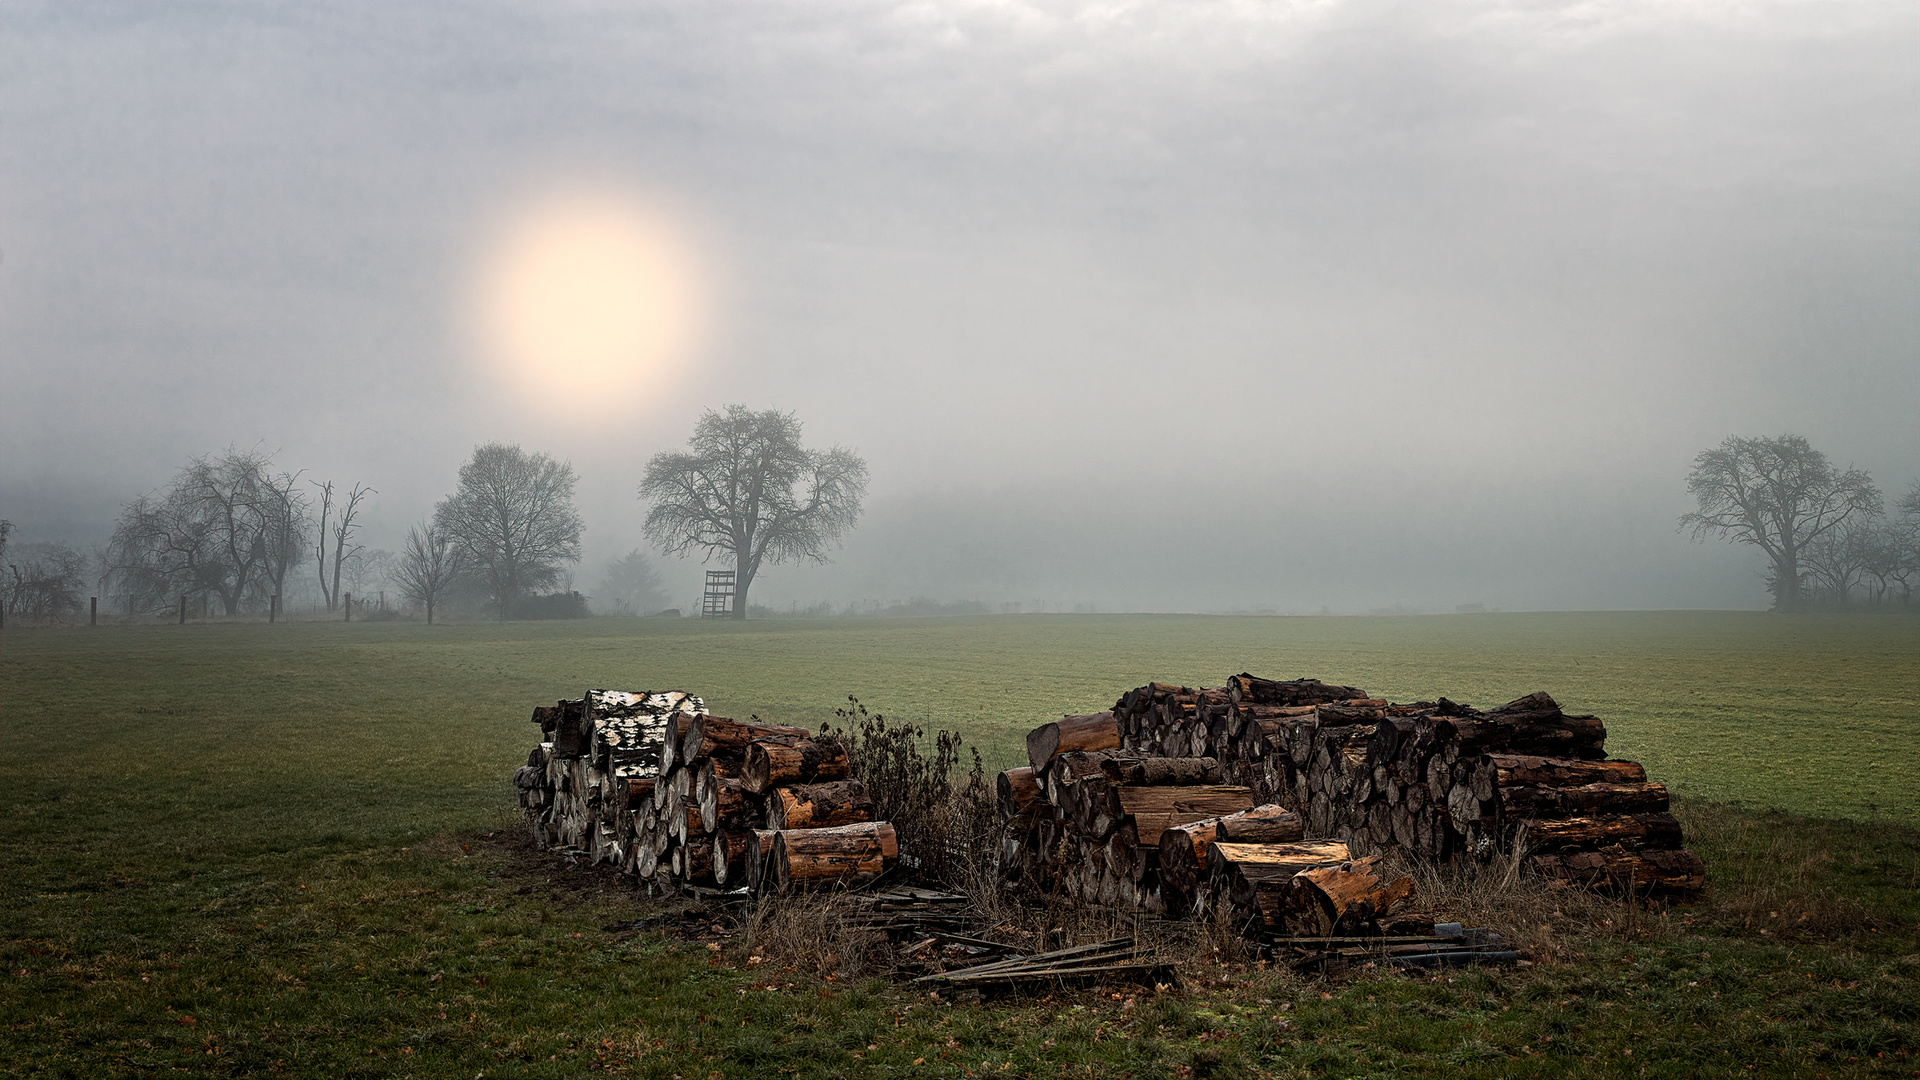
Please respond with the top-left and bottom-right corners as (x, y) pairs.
(1156, 817), (1229, 910)
(698, 777), (761, 833)
(713, 830), (755, 887)
(1498, 781), (1669, 818)
(1098, 756), (1224, 786)
(1109, 784), (1255, 846)
(1210, 840), (1352, 909)
(1228, 674), (1369, 706)
(655, 715), (698, 775)
(622, 777), (657, 814)
(1290, 856), (1416, 934)
(997, 767), (1044, 821)
(741, 739), (850, 794)
(1531, 847), (1705, 892)
(770, 822), (900, 891)
(1214, 804), (1305, 844)
(1443, 693), (1607, 759)
(1488, 754), (1646, 788)
(1026, 712), (1120, 772)
(682, 834), (717, 885)
(745, 829), (777, 894)
(681, 715), (810, 763)
(769, 780), (875, 830)
(1514, 813), (1684, 853)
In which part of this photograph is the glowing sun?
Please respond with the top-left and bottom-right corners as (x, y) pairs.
(472, 189), (706, 406)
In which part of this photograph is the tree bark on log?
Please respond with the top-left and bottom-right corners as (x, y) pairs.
(1214, 804), (1305, 844)
(1443, 693), (1606, 759)
(997, 767), (1043, 821)
(769, 780), (875, 830)
(1531, 847), (1705, 892)
(1489, 754), (1646, 788)
(745, 829), (777, 894)
(713, 829), (755, 886)
(1499, 781), (1669, 817)
(741, 739), (850, 794)
(1515, 813), (1683, 853)
(1027, 712), (1120, 772)
(698, 777), (761, 834)
(1211, 840), (1353, 909)
(681, 715), (810, 763)
(1099, 756), (1223, 786)
(770, 822), (900, 891)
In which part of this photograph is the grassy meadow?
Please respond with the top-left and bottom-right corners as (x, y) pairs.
(3, 610), (1918, 1078)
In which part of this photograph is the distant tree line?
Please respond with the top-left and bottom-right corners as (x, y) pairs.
(1683, 434), (1920, 611)
(5, 405), (867, 625)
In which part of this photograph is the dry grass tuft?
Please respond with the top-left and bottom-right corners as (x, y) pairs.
(736, 890), (894, 980)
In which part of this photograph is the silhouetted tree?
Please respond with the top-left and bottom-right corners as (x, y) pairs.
(435, 443), (583, 619)
(639, 406), (868, 619)
(1680, 434), (1880, 611)
(4, 540), (88, 621)
(393, 521), (463, 624)
(313, 481), (374, 613)
(108, 447), (309, 616)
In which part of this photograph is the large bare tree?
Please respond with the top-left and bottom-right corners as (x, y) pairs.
(393, 521), (463, 624)
(639, 405), (868, 619)
(1680, 434), (1880, 611)
(107, 447), (310, 616)
(434, 443), (583, 619)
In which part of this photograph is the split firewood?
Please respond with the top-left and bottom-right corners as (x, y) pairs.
(1209, 840), (1353, 909)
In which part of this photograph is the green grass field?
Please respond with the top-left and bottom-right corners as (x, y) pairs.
(4, 611), (1917, 1078)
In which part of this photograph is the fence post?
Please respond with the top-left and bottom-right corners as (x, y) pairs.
(91, 597), (97, 626)
(179, 594), (187, 625)
(344, 592), (352, 623)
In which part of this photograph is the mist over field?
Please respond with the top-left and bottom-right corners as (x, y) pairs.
(3, 0), (1915, 614)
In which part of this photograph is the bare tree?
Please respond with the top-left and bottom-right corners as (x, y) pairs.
(5, 539), (88, 621)
(639, 405), (868, 619)
(1680, 435), (1881, 612)
(313, 481), (373, 614)
(434, 443), (583, 619)
(1881, 481), (1920, 608)
(393, 521), (463, 624)
(258, 469), (309, 608)
(1803, 515), (1880, 607)
(107, 448), (309, 616)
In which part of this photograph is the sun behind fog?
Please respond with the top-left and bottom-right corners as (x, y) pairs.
(472, 189), (705, 406)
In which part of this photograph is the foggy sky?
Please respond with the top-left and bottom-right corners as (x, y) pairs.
(3, 0), (1916, 613)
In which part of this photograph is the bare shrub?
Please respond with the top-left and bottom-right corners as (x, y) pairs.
(815, 697), (998, 890)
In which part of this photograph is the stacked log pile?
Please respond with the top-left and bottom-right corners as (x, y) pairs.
(999, 675), (1703, 912)
(514, 690), (899, 895)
